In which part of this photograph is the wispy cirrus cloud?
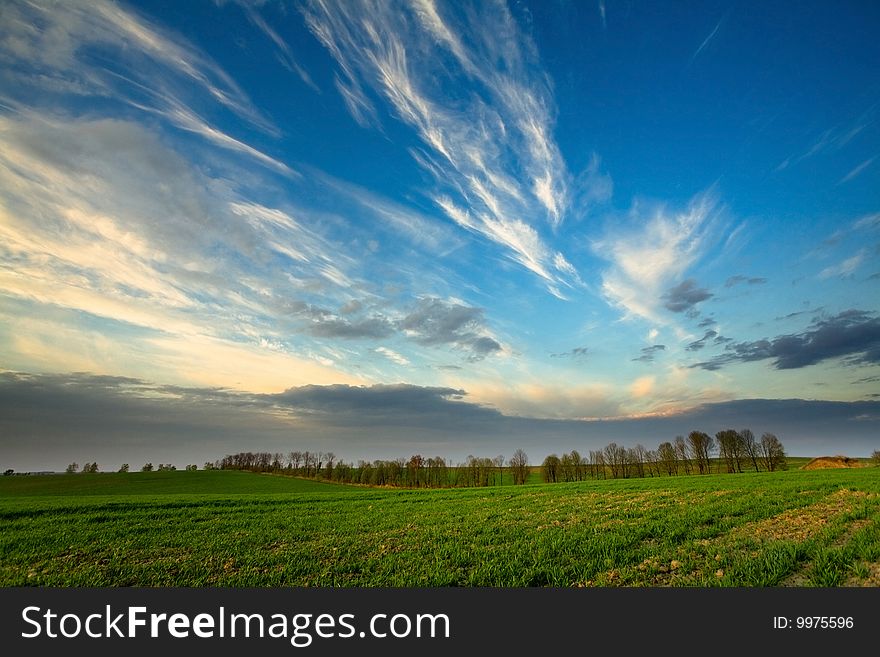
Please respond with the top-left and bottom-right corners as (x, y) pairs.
(0, 0), (291, 174)
(691, 16), (725, 62)
(298, 0), (578, 296)
(780, 107), (876, 171)
(375, 347), (410, 366)
(0, 114), (355, 366)
(839, 156), (876, 184)
(818, 249), (867, 279)
(0, 110), (506, 389)
(241, 3), (321, 94)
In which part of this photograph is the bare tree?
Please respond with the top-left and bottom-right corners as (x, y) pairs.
(494, 454), (505, 485)
(603, 442), (624, 479)
(65, 462), (78, 474)
(559, 452), (575, 482)
(740, 429), (760, 472)
(687, 431), (713, 474)
(571, 450), (585, 481)
(589, 450), (606, 479)
(872, 450), (880, 466)
(541, 454), (560, 483)
(760, 433), (787, 471)
(118, 463), (129, 473)
(508, 449), (529, 485)
(141, 462), (153, 472)
(632, 444), (648, 478)
(716, 429), (744, 473)
(657, 442), (678, 476)
(407, 454), (424, 487)
(674, 435), (691, 474)
(645, 449), (660, 477)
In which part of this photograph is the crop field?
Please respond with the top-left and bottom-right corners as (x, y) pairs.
(1, 467), (879, 587)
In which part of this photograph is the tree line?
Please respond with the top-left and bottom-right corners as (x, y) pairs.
(542, 430), (786, 482)
(211, 450), (511, 488)
(14, 436), (880, 480)
(63, 461), (200, 474)
(206, 430), (786, 488)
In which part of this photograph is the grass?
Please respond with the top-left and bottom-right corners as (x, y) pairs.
(0, 470), (350, 497)
(1, 467), (879, 587)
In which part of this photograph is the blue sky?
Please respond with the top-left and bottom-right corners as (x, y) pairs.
(0, 0), (878, 469)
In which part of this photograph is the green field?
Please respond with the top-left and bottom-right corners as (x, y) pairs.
(2, 467), (879, 586)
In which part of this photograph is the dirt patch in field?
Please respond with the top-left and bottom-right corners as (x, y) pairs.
(729, 489), (866, 543)
(802, 456), (865, 470)
(844, 561), (880, 587)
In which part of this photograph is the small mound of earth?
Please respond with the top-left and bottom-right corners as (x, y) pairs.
(802, 456), (864, 470)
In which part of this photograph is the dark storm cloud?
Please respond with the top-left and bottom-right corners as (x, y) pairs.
(691, 310), (880, 371)
(0, 373), (498, 470)
(725, 275), (768, 288)
(0, 372), (276, 470)
(633, 345), (666, 363)
(268, 383), (497, 422)
(2, 373), (879, 471)
(663, 279), (713, 313)
(3, 372), (880, 471)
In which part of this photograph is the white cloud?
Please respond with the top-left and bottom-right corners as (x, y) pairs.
(839, 156), (876, 184)
(0, 0), (290, 174)
(242, 4), (321, 93)
(301, 0), (576, 296)
(691, 17), (724, 62)
(375, 347), (410, 366)
(594, 194), (720, 322)
(818, 250), (867, 279)
(156, 103), (296, 177)
(0, 114), (377, 386)
(630, 375), (656, 398)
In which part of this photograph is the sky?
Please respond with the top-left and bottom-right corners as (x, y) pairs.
(0, 0), (878, 471)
